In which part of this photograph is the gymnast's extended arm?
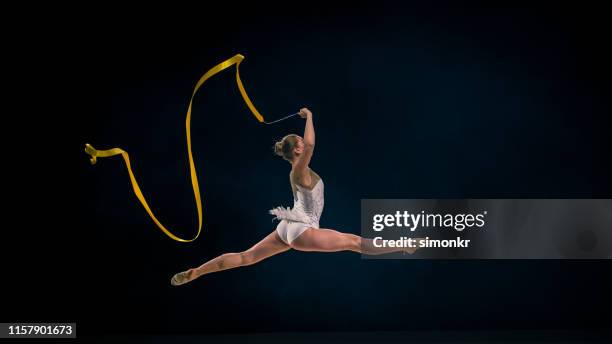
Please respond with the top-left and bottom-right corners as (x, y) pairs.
(294, 107), (315, 175)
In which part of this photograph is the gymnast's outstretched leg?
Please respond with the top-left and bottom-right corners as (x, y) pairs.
(171, 230), (290, 286)
(290, 227), (420, 255)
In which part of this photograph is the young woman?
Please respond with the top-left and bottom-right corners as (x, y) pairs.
(171, 107), (418, 286)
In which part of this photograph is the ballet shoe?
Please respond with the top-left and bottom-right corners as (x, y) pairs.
(170, 270), (193, 286)
(403, 238), (425, 255)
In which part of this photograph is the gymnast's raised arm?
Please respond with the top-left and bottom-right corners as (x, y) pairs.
(293, 107), (315, 177)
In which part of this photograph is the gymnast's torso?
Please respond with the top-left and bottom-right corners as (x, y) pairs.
(269, 168), (325, 244)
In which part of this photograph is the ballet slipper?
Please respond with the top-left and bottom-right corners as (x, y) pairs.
(170, 269), (194, 286)
(403, 238), (425, 255)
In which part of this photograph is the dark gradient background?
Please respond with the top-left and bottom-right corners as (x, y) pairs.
(8, 1), (611, 339)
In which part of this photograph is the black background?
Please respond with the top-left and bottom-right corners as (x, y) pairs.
(6, 0), (611, 338)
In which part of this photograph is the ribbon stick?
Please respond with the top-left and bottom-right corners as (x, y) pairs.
(264, 112), (300, 124)
(85, 54), (293, 242)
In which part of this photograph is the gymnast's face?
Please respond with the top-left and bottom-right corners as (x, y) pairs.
(293, 136), (304, 155)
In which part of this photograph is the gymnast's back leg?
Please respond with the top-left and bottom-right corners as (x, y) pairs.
(290, 227), (419, 255)
(171, 230), (291, 286)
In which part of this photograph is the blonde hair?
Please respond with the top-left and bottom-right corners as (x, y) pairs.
(273, 134), (299, 162)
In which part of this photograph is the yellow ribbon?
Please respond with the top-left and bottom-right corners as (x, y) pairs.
(85, 54), (266, 242)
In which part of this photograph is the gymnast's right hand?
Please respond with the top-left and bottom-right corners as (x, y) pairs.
(299, 107), (312, 118)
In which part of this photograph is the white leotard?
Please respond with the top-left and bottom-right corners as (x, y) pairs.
(269, 173), (325, 245)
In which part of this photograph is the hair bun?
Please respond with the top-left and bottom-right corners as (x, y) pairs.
(274, 141), (284, 156)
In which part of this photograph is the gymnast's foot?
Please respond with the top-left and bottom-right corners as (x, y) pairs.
(403, 246), (418, 255)
(403, 238), (425, 255)
(171, 269), (195, 286)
